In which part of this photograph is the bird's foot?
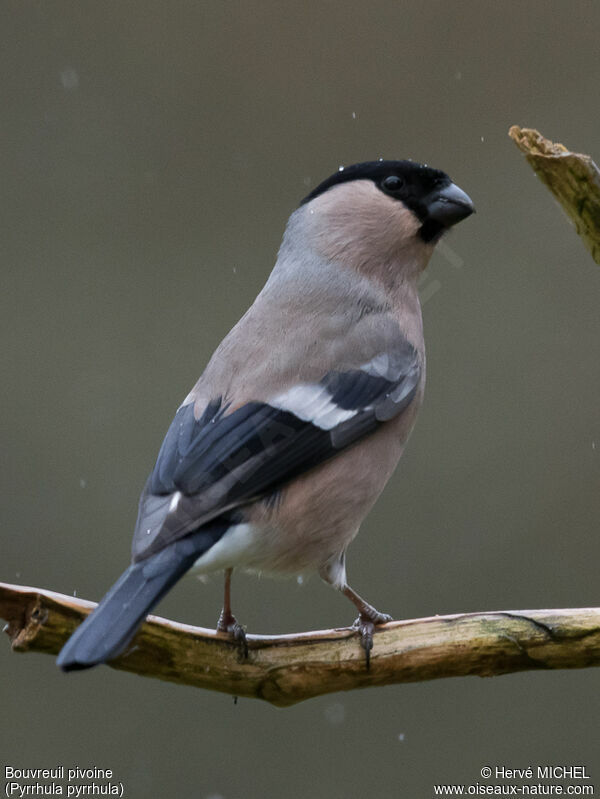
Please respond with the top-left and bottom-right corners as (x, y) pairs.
(352, 608), (392, 670)
(217, 611), (249, 660)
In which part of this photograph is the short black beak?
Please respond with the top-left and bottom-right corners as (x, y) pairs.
(426, 182), (475, 229)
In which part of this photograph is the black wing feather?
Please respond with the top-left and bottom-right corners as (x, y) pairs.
(134, 343), (420, 561)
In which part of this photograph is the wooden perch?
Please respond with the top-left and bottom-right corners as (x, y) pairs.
(2, 582), (600, 707)
(509, 125), (600, 264)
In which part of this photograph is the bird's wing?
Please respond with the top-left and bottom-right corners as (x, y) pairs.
(132, 335), (421, 561)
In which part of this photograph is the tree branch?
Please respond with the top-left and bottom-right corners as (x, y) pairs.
(2, 582), (599, 706)
(508, 125), (600, 264)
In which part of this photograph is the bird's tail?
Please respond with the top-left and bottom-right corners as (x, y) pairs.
(56, 523), (226, 671)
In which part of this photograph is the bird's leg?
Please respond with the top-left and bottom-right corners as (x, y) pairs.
(341, 584), (392, 669)
(216, 568), (248, 659)
(320, 557), (392, 669)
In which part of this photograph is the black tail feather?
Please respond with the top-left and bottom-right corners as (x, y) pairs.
(56, 523), (226, 671)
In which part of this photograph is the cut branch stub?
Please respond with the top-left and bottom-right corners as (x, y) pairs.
(509, 125), (600, 264)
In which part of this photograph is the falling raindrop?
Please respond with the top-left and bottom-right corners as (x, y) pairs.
(324, 703), (346, 725)
(60, 68), (79, 90)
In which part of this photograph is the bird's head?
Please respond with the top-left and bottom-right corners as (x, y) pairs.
(293, 160), (474, 283)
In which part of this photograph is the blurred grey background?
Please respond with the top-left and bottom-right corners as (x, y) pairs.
(1, 2), (599, 797)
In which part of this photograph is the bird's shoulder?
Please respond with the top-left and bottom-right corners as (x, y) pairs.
(187, 279), (422, 414)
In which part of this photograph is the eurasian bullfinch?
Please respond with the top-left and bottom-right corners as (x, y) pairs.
(57, 159), (474, 671)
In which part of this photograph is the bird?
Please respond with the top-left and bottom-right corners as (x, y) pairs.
(56, 159), (474, 672)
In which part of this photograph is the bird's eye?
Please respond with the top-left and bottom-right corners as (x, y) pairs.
(382, 175), (404, 192)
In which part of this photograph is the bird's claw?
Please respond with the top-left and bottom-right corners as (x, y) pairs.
(352, 610), (392, 670)
(217, 612), (249, 660)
